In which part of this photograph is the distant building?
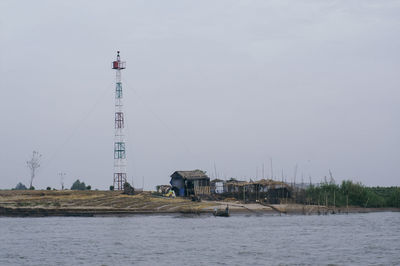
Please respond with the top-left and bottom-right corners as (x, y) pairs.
(156, 185), (171, 194)
(170, 170), (210, 197)
(221, 178), (292, 203)
(210, 179), (225, 194)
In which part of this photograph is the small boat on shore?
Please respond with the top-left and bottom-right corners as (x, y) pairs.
(213, 205), (230, 217)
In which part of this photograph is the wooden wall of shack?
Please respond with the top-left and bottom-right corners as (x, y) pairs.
(187, 179), (210, 196)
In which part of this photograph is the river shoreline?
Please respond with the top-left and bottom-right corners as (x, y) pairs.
(1, 206), (398, 217)
(0, 190), (398, 217)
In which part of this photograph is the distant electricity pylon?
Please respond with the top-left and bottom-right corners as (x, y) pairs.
(112, 51), (127, 190)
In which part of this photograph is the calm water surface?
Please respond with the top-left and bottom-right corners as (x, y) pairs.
(0, 212), (399, 265)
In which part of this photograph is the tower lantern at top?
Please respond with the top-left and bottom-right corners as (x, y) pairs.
(112, 51), (126, 70)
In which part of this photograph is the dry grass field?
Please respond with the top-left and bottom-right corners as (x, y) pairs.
(0, 190), (216, 216)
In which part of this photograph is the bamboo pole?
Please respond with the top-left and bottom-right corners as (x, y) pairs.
(333, 189), (336, 210)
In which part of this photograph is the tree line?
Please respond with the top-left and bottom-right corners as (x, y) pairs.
(13, 179), (91, 191)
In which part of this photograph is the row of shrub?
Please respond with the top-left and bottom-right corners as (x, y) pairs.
(304, 180), (400, 208)
(13, 179), (91, 191)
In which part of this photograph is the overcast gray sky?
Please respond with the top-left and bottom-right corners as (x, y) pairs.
(1, 0), (399, 190)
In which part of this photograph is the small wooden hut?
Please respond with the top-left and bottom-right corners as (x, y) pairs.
(170, 170), (210, 197)
(210, 179), (225, 194)
(156, 185), (171, 194)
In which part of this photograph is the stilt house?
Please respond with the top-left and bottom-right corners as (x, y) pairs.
(223, 179), (291, 203)
(210, 179), (225, 194)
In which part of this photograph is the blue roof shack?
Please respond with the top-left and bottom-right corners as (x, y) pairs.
(170, 170), (210, 197)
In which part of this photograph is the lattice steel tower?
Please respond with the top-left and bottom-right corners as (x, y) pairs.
(112, 51), (127, 190)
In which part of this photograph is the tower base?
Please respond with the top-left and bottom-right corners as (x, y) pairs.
(113, 173), (127, 190)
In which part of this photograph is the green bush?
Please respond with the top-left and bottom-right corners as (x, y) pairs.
(14, 182), (27, 190)
(71, 179), (88, 190)
(305, 180), (399, 208)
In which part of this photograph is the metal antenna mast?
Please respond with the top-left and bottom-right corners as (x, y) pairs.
(112, 51), (127, 190)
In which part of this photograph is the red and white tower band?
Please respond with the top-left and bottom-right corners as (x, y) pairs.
(112, 51), (127, 190)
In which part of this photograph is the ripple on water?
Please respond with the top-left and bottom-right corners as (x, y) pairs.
(0, 212), (399, 265)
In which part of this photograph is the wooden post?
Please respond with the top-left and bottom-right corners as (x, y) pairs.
(318, 192), (321, 215)
(333, 189), (336, 207)
(325, 191), (328, 209)
(333, 189), (336, 214)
